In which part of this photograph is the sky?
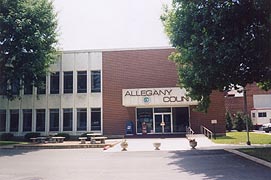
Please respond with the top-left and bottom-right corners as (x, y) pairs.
(53, 0), (172, 51)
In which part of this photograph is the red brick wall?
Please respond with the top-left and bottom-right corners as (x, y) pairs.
(102, 48), (178, 135)
(102, 48), (226, 135)
(225, 96), (244, 114)
(190, 91), (226, 134)
(225, 83), (271, 115)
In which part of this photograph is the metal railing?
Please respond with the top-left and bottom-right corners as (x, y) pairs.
(201, 125), (213, 139)
(186, 126), (195, 139)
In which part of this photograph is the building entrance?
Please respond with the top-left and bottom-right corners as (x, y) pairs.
(154, 114), (171, 133)
(136, 107), (189, 134)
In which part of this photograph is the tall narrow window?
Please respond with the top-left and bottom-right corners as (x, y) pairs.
(10, 110), (19, 132)
(77, 71), (87, 93)
(64, 71), (73, 93)
(36, 109), (45, 131)
(23, 109), (32, 131)
(77, 108), (87, 131)
(91, 71), (101, 93)
(91, 108), (101, 131)
(49, 109), (59, 131)
(11, 79), (20, 95)
(63, 108), (73, 131)
(0, 82), (7, 95)
(24, 79), (33, 95)
(37, 76), (46, 94)
(50, 72), (59, 94)
(0, 110), (6, 132)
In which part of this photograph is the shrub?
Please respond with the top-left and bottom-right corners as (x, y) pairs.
(225, 111), (233, 132)
(243, 114), (254, 131)
(0, 133), (14, 141)
(24, 132), (41, 141)
(234, 112), (249, 131)
(233, 112), (254, 132)
(80, 132), (93, 137)
(56, 133), (70, 141)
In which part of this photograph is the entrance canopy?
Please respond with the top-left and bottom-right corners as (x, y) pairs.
(122, 87), (198, 107)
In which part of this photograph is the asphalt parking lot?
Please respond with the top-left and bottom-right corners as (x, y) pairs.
(0, 148), (270, 180)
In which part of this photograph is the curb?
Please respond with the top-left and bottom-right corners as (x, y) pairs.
(225, 149), (271, 169)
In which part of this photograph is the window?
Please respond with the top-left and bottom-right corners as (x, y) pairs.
(23, 80), (33, 95)
(23, 109), (32, 131)
(258, 112), (267, 118)
(11, 79), (20, 95)
(77, 71), (87, 93)
(252, 113), (255, 118)
(77, 108), (87, 131)
(91, 108), (101, 131)
(136, 108), (153, 133)
(36, 109), (45, 131)
(0, 110), (6, 132)
(50, 72), (59, 94)
(91, 71), (101, 93)
(64, 71), (73, 93)
(49, 109), (59, 131)
(63, 108), (73, 131)
(10, 110), (19, 132)
(37, 76), (46, 94)
(0, 82), (7, 95)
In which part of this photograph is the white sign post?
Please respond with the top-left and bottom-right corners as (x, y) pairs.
(211, 120), (217, 139)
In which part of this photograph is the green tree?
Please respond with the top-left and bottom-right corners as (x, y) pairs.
(233, 112), (246, 132)
(0, 0), (58, 99)
(225, 111), (233, 132)
(161, 0), (271, 112)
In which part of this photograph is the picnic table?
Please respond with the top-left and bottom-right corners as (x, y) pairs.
(30, 137), (47, 143)
(87, 133), (107, 144)
(30, 136), (65, 144)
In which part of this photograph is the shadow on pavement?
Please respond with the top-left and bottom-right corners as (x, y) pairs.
(167, 149), (270, 180)
(0, 148), (40, 157)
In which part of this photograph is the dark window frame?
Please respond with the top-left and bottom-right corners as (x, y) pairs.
(0, 110), (6, 132)
(77, 71), (87, 93)
(10, 109), (19, 132)
(49, 109), (59, 131)
(63, 108), (73, 131)
(36, 109), (45, 132)
(91, 108), (101, 131)
(23, 109), (32, 132)
(258, 112), (267, 118)
(37, 76), (46, 95)
(23, 80), (33, 95)
(77, 108), (87, 131)
(50, 72), (60, 94)
(64, 71), (73, 94)
(91, 71), (101, 93)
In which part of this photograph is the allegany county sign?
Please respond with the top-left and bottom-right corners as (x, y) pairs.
(122, 87), (198, 107)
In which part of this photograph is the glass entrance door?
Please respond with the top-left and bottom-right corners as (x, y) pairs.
(154, 114), (171, 133)
(154, 114), (162, 133)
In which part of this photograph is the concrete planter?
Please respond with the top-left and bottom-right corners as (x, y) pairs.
(120, 140), (128, 151)
(189, 139), (197, 149)
(153, 142), (161, 150)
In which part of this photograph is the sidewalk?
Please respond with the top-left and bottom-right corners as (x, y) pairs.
(105, 134), (254, 152)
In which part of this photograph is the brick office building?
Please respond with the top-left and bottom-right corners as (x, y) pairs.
(0, 48), (226, 137)
(225, 83), (271, 126)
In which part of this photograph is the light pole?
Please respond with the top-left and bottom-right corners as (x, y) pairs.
(243, 88), (251, 145)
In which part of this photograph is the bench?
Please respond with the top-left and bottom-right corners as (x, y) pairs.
(90, 137), (107, 144)
(78, 137), (87, 144)
(33, 137), (47, 143)
(51, 136), (65, 143)
(30, 138), (37, 143)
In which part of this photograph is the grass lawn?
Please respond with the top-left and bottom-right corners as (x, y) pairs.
(239, 148), (271, 162)
(212, 132), (271, 144)
(0, 141), (27, 146)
